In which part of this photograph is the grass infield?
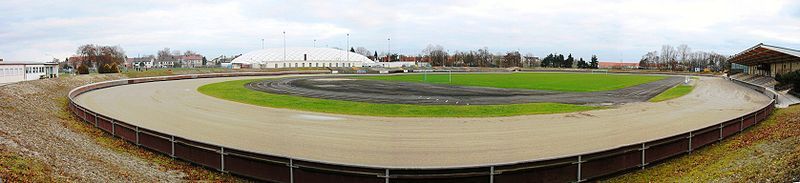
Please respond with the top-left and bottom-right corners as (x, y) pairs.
(198, 79), (602, 117)
(648, 84), (695, 102)
(355, 72), (667, 92)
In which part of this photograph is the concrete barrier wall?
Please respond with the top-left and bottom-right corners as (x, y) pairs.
(67, 72), (776, 183)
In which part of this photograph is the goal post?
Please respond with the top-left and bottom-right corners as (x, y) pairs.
(591, 69), (609, 74)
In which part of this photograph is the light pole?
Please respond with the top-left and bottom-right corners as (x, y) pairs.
(261, 38), (264, 49)
(346, 34), (350, 62)
(313, 39), (316, 48)
(283, 31), (286, 62)
(387, 38), (391, 62)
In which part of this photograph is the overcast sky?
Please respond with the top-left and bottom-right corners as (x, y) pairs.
(1, 0), (799, 62)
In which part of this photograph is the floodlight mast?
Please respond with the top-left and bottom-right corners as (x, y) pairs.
(283, 31), (286, 62)
(387, 37), (391, 62)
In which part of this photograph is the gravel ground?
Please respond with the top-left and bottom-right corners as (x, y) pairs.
(0, 75), (185, 182)
(247, 76), (683, 105)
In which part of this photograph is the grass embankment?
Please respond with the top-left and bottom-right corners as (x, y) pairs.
(606, 105), (800, 182)
(198, 79), (602, 117)
(57, 97), (243, 181)
(648, 84), (694, 102)
(356, 72), (667, 92)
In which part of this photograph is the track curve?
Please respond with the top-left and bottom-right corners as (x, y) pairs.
(72, 74), (770, 169)
(68, 72), (775, 183)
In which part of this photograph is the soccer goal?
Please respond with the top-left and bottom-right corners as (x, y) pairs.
(591, 69), (609, 74)
(421, 70), (452, 83)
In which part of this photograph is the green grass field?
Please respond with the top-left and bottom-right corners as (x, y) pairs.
(198, 79), (602, 117)
(648, 84), (694, 102)
(355, 72), (667, 92)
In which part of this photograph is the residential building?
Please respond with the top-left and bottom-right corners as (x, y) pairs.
(126, 56), (155, 68)
(598, 62), (639, 69)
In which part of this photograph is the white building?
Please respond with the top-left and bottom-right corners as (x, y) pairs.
(232, 47), (376, 68)
(126, 56), (155, 68)
(0, 61), (59, 85)
(365, 61), (419, 68)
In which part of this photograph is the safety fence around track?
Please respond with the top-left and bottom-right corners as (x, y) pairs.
(68, 71), (776, 183)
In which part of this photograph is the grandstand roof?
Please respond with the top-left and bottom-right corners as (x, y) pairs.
(729, 43), (800, 66)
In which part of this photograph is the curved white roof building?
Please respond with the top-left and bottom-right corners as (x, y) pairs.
(232, 47), (375, 68)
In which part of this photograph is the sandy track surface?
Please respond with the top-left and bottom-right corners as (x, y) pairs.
(247, 76), (683, 105)
(73, 76), (770, 168)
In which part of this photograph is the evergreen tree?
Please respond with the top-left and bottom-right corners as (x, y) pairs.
(555, 54), (565, 68)
(577, 58), (588, 68)
(590, 55), (599, 69)
(541, 54), (553, 67)
(565, 54), (574, 68)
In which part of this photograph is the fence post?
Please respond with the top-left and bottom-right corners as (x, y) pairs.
(135, 126), (140, 145)
(489, 166), (495, 183)
(220, 147), (225, 172)
(641, 143), (646, 169)
(385, 169), (390, 183)
(739, 117), (744, 132)
(93, 113), (98, 127)
(719, 123), (724, 141)
(170, 135), (175, 157)
(289, 159), (294, 183)
(576, 155), (583, 182)
(688, 131), (693, 153)
(111, 120), (116, 135)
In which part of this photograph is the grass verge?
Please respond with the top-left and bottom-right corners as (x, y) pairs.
(198, 79), (602, 117)
(605, 105), (800, 182)
(648, 84), (694, 102)
(0, 146), (62, 182)
(355, 72), (667, 92)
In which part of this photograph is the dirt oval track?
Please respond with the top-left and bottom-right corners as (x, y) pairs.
(72, 75), (770, 168)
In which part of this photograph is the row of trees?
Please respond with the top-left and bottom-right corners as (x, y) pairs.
(540, 54), (598, 69)
(74, 44), (126, 74)
(350, 44), (601, 69)
(421, 44), (534, 68)
(639, 44), (729, 71)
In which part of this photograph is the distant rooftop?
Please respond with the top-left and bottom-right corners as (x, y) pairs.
(0, 60), (58, 65)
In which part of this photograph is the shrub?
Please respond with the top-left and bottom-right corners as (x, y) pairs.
(76, 64), (90, 74)
(98, 63), (119, 73)
(776, 70), (800, 92)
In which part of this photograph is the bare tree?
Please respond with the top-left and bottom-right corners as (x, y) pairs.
(157, 48), (172, 60)
(77, 44), (98, 68)
(183, 50), (197, 56)
(422, 44), (448, 66)
(355, 47), (371, 57)
(477, 47), (492, 67)
(77, 44), (125, 73)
